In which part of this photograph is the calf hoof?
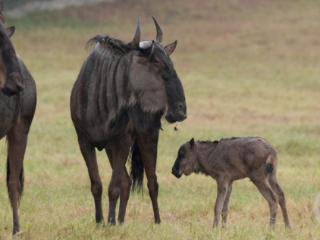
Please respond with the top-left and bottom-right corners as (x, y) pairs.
(285, 224), (292, 230)
(155, 219), (161, 224)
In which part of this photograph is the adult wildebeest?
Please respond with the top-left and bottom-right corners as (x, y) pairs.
(70, 18), (187, 225)
(0, 5), (37, 235)
(172, 137), (290, 228)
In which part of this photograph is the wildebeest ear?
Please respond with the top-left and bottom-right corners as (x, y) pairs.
(164, 40), (177, 56)
(189, 138), (195, 148)
(6, 26), (15, 38)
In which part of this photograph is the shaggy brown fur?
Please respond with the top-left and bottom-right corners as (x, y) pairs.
(172, 137), (290, 228)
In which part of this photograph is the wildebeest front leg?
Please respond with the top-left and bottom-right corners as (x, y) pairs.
(106, 138), (131, 225)
(6, 120), (30, 235)
(78, 137), (104, 224)
(222, 183), (233, 227)
(106, 147), (131, 224)
(213, 180), (229, 228)
(136, 130), (161, 223)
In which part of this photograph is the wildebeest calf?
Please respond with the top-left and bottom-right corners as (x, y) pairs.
(172, 137), (290, 228)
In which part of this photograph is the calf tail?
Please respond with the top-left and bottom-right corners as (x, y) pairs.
(130, 140), (144, 192)
(265, 155), (277, 175)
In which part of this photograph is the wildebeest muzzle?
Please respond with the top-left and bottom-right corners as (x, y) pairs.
(165, 102), (187, 123)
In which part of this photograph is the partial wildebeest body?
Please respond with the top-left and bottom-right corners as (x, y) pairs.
(70, 18), (186, 225)
(172, 137), (290, 228)
(0, 9), (37, 235)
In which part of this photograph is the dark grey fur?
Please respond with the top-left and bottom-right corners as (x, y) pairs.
(70, 18), (186, 225)
(0, 20), (37, 235)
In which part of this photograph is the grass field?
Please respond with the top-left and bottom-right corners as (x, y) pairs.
(1, 0), (320, 239)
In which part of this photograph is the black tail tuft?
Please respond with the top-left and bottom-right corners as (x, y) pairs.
(130, 141), (144, 192)
(266, 163), (274, 174)
(19, 166), (24, 195)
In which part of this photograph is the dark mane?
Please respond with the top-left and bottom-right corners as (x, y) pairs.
(198, 137), (240, 145)
(86, 35), (132, 55)
(198, 140), (219, 145)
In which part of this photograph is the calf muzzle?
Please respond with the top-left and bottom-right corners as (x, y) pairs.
(171, 166), (182, 178)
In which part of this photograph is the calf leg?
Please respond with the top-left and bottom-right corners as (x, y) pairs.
(78, 137), (103, 223)
(268, 175), (290, 228)
(213, 180), (229, 228)
(251, 176), (278, 228)
(6, 122), (29, 235)
(136, 130), (161, 223)
(222, 183), (233, 227)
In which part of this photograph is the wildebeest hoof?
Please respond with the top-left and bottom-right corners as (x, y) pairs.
(13, 230), (23, 237)
(107, 220), (116, 226)
(96, 220), (105, 228)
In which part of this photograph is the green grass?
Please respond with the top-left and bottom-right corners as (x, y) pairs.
(1, 0), (320, 239)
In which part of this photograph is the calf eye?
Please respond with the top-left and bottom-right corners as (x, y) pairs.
(178, 150), (185, 159)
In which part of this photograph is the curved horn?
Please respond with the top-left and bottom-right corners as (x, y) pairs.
(0, 1), (5, 23)
(152, 16), (163, 42)
(132, 18), (141, 48)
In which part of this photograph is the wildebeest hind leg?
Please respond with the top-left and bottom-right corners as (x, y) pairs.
(78, 137), (104, 224)
(6, 120), (29, 235)
(106, 148), (131, 224)
(136, 130), (161, 223)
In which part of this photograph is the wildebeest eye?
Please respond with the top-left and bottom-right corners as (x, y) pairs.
(161, 72), (170, 81)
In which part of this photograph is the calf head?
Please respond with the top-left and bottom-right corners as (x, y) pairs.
(172, 138), (199, 178)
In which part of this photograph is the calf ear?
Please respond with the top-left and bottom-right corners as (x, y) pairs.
(6, 26), (15, 38)
(189, 138), (195, 148)
(164, 40), (177, 56)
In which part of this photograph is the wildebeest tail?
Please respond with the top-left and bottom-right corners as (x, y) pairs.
(7, 158), (24, 199)
(265, 155), (276, 175)
(130, 140), (144, 192)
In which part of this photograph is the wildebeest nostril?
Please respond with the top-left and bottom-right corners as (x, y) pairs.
(177, 102), (184, 110)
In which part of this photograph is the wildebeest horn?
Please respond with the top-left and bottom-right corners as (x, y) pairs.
(152, 17), (163, 43)
(132, 18), (141, 48)
(0, 1), (5, 23)
(152, 17), (163, 42)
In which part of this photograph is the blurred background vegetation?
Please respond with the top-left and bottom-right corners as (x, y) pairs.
(0, 0), (320, 239)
